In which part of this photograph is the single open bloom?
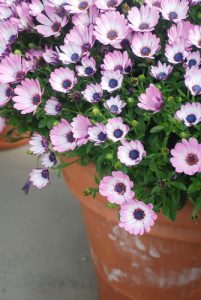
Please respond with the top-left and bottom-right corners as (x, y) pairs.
(188, 26), (201, 49)
(101, 70), (123, 93)
(76, 56), (96, 77)
(185, 66), (201, 96)
(150, 61), (173, 80)
(41, 152), (57, 168)
(165, 40), (187, 64)
(88, 123), (107, 145)
(72, 4), (99, 27)
(13, 78), (43, 114)
(71, 115), (91, 145)
(29, 133), (49, 156)
(170, 138), (201, 175)
(117, 140), (146, 167)
(131, 32), (160, 59)
(103, 95), (126, 114)
(175, 102), (201, 127)
(128, 5), (160, 32)
(119, 199), (157, 235)
(82, 83), (103, 103)
(64, 0), (94, 14)
(185, 51), (201, 68)
(101, 50), (132, 74)
(161, 0), (189, 23)
(94, 10), (130, 47)
(50, 119), (77, 153)
(95, 0), (123, 10)
(49, 67), (77, 93)
(44, 97), (62, 115)
(106, 117), (129, 142)
(99, 171), (135, 205)
(0, 83), (13, 107)
(29, 168), (50, 189)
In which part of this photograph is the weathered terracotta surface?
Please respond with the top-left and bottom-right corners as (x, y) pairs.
(0, 126), (28, 150)
(62, 159), (201, 300)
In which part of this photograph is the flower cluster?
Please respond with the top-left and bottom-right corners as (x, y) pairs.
(0, 0), (201, 235)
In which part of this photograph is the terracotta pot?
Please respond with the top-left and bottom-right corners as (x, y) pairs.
(62, 159), (201, 300)
(0, 126), (28, 150)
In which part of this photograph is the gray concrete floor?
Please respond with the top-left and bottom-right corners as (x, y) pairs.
(0, 146), (98, 300)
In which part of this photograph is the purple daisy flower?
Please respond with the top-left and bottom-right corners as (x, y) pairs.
(76, 56), (96, 77)
(99, 171), (135, 205)
(150, 61), (173, 80)
(117, 140), (146, 167)
(101, 70), (123, 93)
(50, 119), (77, 153)
(185, 66), (201, 96)
(59, 41), (83, 65)
(161, 0), (189, 23)
(88, 123), (107, 145)
(189, 25), (201, 49)
(49, 67), (77, 93)
(101, 50), (132, 74)
(44, 97), (62, 116)
(119, 199), (157, 235)
(168, 21), (193, 49)
(29, 133), (49, 156)
(42, 46), (60, 65)
(165, 40), (187, 64)
(95, 0), (123, 10)
(82, 83), (103, 103)
(64, 0), (94, 14)
(0, 53), (29, 84)
(175, 102), (201, 127)
(145, 0), (162, 9)
(72, 4), (99, 27)
(170, 138), (201, 175)
(71, 115), (91, 146)
(41, 152), (57, 168)
(185, 51), (201, 68)
(131, 32), (160, 59)
(138, 84), (163, 112)
(103, 95), (126, 114)
(106, 117), (129, 142)
(29, 168), (50, 189)
(13, 78), (43, 114)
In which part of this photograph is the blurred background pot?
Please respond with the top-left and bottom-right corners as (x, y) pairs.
(62, 158), (201, 300)
(0, 125), (28, 150)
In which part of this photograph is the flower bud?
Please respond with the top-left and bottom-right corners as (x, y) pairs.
(131, 120), (138, 127)
(105, 153), (113, 160)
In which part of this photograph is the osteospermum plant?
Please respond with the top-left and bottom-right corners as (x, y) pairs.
(0, 0), (201, 236)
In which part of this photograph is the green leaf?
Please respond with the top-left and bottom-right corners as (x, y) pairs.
(170, 181), (187, 191)
(188, 182), (201, 193)
(150, 125), (164, 133)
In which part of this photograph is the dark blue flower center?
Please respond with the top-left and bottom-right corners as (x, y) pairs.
(85, 67), (93, 75)
(129, 150), (139, 160)
(93, 92), (101, 102)
(139, 23), (149, 30)
(41, 169), (49, 179)
(32, 94), (41, 105)
(192, 85), (201, 94)
(110, 105), (119, 113)
(188, 59), (197, 68)
(115, 183), (126, 195)
(98, 132), (107, 141)
(82, 43), (91, 52)
(9, 35), (16, 44)
(186, 153), (198, 166)
(78, 1), (88, 10)
(52, 21), (61, 32)
(55, 102), (62, 112)
(124, 66), (131, 73)
(174, 52), (183, 62)
(71, 53), (79, 62)
(158, 72), (167, 80)
(133, 208), (145, 220)
(141, 47), (151, 56)
(186, 114), (196, 124)
(107, 0), (117, 7)
(107, 30), (118, 40)
(114, 129), (123, 138)
(49, 152), (57, 163)
(169, 12), (177, 20)
(109, 79), (118, 88)
(66, 131), (75, 143)
(41, 137), (48, 149)
(120, 39), (129, 48)
(5, 87), (13, 98)
(62, 79), (72, 89)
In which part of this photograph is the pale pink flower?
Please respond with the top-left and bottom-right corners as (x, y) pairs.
(119, 199), (157, 235)
(82, 83), (103, 103)
(95, 0), (123, 10)
(128, 5), (160, 32)
(29, 169), (49, 189)
(175, 102), (201, 127)
(44, 97), (62, 115)
(41, 152), (57, 168)
(36, 6), (68, 37)
(165, 40), (187, 64)
(29, 133), (49, 156)
(71, 115), (91, 145)
(131, 32), (160, 59)
(50, 119), (77, 152)
(59, 41), (82, 65)
(101, 70), (123, 92)
(138, 84), (163, 112)
(94, 11), (130, 47)
(161, 0), (189, 23)
(150, 61), (173, 80)
(188, 26), (201, 49)
(170, 138), (201, 175)
(64, 0), (94, 14)
(88, 123), (107, 145)
(13, 79), (43, 114)
(99, 171), (135, 205)
(72, 4), (99, 27)
(185, 66), (201, 96)
(168, 21), (193, 48)
(101, 50), (132, 74)
(0, 53), (29, 84)
(49, 67), (77, 93)
(185, 51), (201, 68)
(117, 140), (146, 167)
(76, 56), (96, 77)
(103, 95), (126, 114)
(106, 117), (129, 142)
